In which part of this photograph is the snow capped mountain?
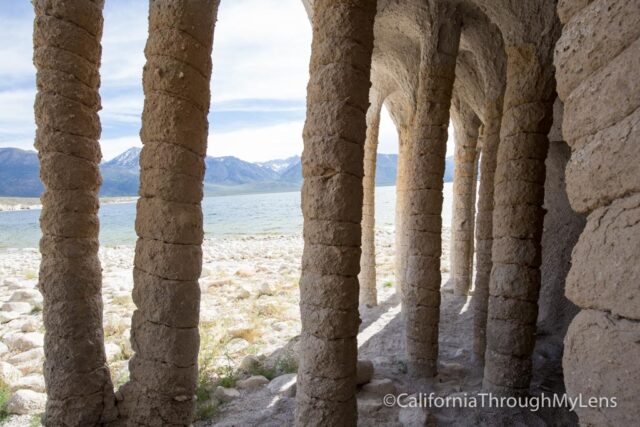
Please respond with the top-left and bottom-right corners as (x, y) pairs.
(256, 155), (301, 173)
(0, 147), (454, 197)
(103, 147), (142, 169)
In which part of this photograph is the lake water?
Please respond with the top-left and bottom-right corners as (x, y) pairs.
(0, 184), (455, 249)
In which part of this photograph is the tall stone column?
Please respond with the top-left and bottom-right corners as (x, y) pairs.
(555, 0), (640, 424)
(119, 1), (219, 425)
(403, 6), (461, 378)
(360, 102), (383, 306)
(394, 128), (410, 297)
(472, 97), (503, 360)
(33, 1), (117, 425)
(450, 103), (480, 296)
(296, 0), (376, 425)
(483, 45), (556, 394)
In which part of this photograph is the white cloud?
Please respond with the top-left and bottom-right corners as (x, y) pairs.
(211, 0), (311, 102)
(0, 10), (35, 85)
(0, 89), (35, 141)
(100, 2), (148, 87)
(209, 121), (303, 162)
(377, 106), (456, 157)
(377, 106), (399, 155)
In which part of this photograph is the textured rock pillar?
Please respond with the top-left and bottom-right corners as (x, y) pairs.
(359, 102), (382, 306)
(450, 103), (480, 296)
(403, 6), (461, 377)
(119, 1), (219, 425)
(555, 0), (640, 424)
(536, 100), (582, 344)
(33, 1), (117, 425)
(394, 129), (410, 297)
(472, 98), (502, 360)
(296, 0), (376, 425)
(482, 44), (556, 394)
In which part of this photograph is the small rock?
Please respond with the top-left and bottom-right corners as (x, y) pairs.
(239, 355), (260, 372)
(21, 318), (39, 333)
(271, 321), (288, 332)
(357, 396), (384, 418)
(9, 290), (43, 309)
(267, 373), (296, 397)
(0, 342), (8, 355)
(226, 338), (250, 353)
(1, 302), (32, 315)
(357, 359), (374, 385)
(439, 361), (465, 374)
(13, 375), (45, 393)
(237, 375), (269, 390)
(362, 378), (396, 395)
(200, 267), (214, 278)
(6, 389), (46, 415)
(4, 332), (44, 352)
(234, 268), (254, 278)
(258, 283), (274, 296)
(213, 386), (240, 403)
(236, 287), (251, 300)
(0, 311), (20, 323)
(399, 404), (430, 426)
(105, 342), (122, 361)
(8, 348), (44, 365)
(0, 362), (22, 385)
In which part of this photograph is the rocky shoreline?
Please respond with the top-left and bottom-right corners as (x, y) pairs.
(0, 197), (137, 213)
(0, 227), (431, 424)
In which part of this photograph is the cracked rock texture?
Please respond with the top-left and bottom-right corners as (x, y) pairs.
(556, 0), (640, 424)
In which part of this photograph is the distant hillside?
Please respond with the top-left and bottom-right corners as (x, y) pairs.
(0, 148), (43, 197)
(256, 156), (300, 173)
(100, 147), (141, 196)
(0, 147), (456, 197)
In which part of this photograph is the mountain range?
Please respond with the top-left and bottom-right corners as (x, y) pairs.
(0, 147), (454, 197)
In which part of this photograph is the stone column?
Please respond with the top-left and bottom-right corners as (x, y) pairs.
(472, 97), (503, 360)
(119, 1), (219, 425)
(482, 45), (556, 394)
(555, 0), (640, 424)
(450, 103), (480, 296)
(394, 128), (410, 297)
(296, 0), (376, 425)
(403, 6), (461, 378)
(33, 1), (117, 425)
(360, 102), (383, 306)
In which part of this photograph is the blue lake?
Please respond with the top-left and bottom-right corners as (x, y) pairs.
(0, 184), (455, 249)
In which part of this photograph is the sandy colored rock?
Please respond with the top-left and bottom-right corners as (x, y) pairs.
(359, 101), (382, 306)
(450, 99), (480, 296)
(237, 375), (269, 390)
(268, 373), (297, 397)
(121, 1), (220, 425)
(7, 389), (46, 415)
(32, 0), (117, 425)
(361, 378), (396, 395)
(0, 362), (22, 386)
(214, 386), (240, 403)
(296, 1), (376, 425)
(403, 3), (461, 379)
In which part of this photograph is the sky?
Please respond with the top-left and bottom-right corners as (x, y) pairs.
(0, 0), (450, 162)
